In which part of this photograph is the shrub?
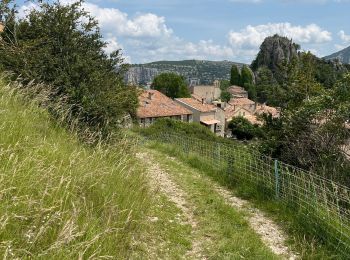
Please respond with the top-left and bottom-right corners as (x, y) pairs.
(228, 117), (261, 140)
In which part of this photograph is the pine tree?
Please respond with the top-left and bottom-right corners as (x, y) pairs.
(230, 65), (241, 86)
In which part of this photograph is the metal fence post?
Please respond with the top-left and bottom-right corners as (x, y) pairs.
(275, 159), (280, 199)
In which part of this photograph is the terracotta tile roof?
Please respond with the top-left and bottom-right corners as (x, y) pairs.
(191, 93), (202, 102)
(224, 105), (252, 120)
(228, 97), (255, 106)
(227, 86), (248, 96)
(176, 98), (217, 113)
(137, 90), (192, 118)
(255, 104), (280, 117)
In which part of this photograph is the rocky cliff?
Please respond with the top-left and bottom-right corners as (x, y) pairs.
(125, 60), (244, 86)
(251, 34), (300, 72)
(324, 46), (350, 64)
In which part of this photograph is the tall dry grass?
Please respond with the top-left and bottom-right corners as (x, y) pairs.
(0, 75), (150, 258)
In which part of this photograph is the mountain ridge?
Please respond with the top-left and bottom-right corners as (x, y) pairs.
(125, 59), (246, 86)
(324, 45), (350, 64)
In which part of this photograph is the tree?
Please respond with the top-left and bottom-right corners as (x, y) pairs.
(260, 74), (350, 184)
(228, 117), (260, 140)
(220, 91), (231, 102)
(0, 0), (138, 134)
(220, 79), (230, 91)
(152, 72), (190, 98)
(230, 65), (241, 86)
(240, 65), (254, 87)
(244, 83), (257, 101)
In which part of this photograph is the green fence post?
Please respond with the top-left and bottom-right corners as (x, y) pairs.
(275, 159), (280, 199)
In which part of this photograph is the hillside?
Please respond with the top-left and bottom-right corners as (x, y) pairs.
(0, 77), (150, 258)
(324, 45), (350, 64)
(125, 60), (245, 86)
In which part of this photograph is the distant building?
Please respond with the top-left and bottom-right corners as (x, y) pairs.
(224, 97), (280, 134)
(175, 97), (224, 136)
(137, 90), (193, 127)
(227, 86), (248, 98)
(190, 80), (221, 103)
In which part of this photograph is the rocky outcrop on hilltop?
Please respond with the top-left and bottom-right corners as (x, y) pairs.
(251, 35), (300, 72)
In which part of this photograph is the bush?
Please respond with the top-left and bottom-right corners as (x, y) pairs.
(0, 0), (138, 135)
(152, 73), (190, 98)
(228, 117), (261, 140)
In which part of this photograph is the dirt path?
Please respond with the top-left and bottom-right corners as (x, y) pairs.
(137, 150), (297, 259)
(136, 152), (205, 259)
(212, 184), (297, 260)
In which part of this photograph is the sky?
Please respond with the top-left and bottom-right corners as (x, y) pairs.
(17, 0), (350, 64)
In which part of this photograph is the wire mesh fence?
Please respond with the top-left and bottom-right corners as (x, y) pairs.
(144, 132), (350, 254)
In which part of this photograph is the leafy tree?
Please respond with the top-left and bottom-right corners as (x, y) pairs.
(152, 72), (190, 98)
(228, 117), (261, 140)
(220, 91), (231, 102)
(220, 79), (230, 91)
(260, 74), (350, 184)
(230, 65), (241, 86)
(0, 0), (137, 134)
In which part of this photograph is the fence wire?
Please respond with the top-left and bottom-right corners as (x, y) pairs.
(145, 133), (350, 254)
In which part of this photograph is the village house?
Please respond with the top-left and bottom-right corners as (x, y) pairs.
(224, 96), (280, 135)
(175, 97), (225, 136)
(227, 85), (249, 98)
(190, 80), (221, 103)
(137, 90), (193, 127)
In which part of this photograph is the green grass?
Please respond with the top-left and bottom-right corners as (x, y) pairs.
(147, 141), (343, 259)
(143, 147), (280, 259)
(0, 78), (151, 258)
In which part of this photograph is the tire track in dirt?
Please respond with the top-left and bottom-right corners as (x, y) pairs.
(136, 152), (206, 259)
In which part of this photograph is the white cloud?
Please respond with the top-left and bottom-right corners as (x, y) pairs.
(338, 30), (350, 43)
(228, 23), (332, 50)
(18, 1), (333, 63)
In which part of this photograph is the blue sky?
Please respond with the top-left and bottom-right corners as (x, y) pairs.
(17, 0), (350, 64)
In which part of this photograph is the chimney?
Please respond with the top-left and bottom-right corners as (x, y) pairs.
(202, 98), (204, 104)
(254, 102), (257, 111)
(148, 92), (153, 100)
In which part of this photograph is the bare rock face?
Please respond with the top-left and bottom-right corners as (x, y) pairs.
(251, 34), (300, 72)
(324, 46), (350, 64)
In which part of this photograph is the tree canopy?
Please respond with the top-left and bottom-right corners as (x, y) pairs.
(152, 72), (190, 99)
(0, 0), (138, 134)
(230, 65), (241, 86)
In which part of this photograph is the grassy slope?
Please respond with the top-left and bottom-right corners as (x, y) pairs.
(0, 78), (150, 258)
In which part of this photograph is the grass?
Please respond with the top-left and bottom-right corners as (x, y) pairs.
(0, 77), (151, 258)
(146, 140), (344, 259)
(143, 146), (280, 259)
(130, 193), (192, 259)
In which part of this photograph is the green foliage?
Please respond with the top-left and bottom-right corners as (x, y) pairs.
(240, 65), (254, 87)
(152, 72), (190, 98)
(260, 74), (350, 184)
(0, 77), (150, 258)
(230, 65), (241, 86)
(0, 0), (138, 135)
(228, 117), (262, 140)
(219, 79), (230, 90)
(244, 83), (257, 101)
(136, 118), (219, 141)
(220, 90), (231, 102)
